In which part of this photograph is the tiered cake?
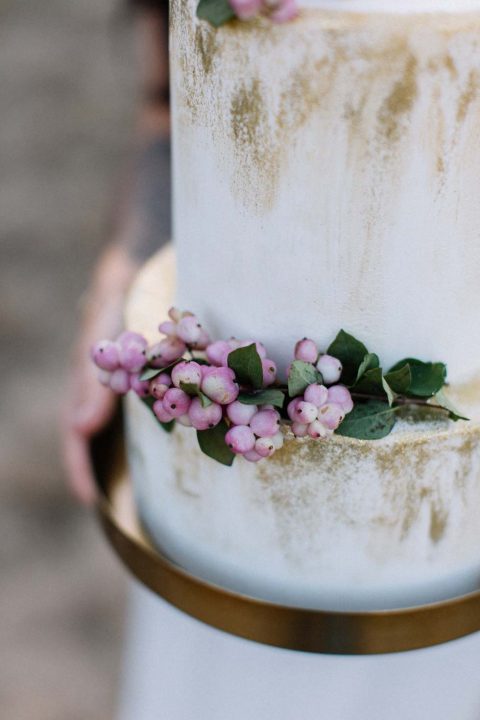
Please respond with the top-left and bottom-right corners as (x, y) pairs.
(126, 0), (480, 611)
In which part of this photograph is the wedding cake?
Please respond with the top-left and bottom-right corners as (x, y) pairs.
(123, 0), (480, 612)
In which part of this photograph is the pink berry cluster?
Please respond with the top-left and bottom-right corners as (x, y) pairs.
(229, 0), (297, 23)
(92, 308), (353, 465)
(91, 331), (151, 396)
(287, 339), (353, 439)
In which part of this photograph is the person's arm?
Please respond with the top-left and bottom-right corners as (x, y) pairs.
(62, 4), (170, 504)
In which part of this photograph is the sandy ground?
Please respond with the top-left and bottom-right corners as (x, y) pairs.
(0, 1), (138, 717)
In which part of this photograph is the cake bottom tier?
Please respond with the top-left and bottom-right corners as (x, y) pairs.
(126, 248), (480, 611)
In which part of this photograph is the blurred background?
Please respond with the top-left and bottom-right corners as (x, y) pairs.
(1, 0), (138, 716)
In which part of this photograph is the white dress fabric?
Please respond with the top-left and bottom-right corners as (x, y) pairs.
(118, 582), (480, 720)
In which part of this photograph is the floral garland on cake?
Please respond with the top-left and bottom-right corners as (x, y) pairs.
(196, 0), (298, 28)
(91, 308), (467, 466)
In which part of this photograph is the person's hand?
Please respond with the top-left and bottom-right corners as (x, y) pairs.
(62, 246), (137, 504)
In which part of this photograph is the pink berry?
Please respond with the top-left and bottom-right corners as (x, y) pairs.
(168, 307), (182, 322)
(201, 366), (239, 405)
(327, 385), (354, 414)
(317, 355), (343, 385)
(158, 320), (177, 337)
(308, 420), (332, 439)
(262, 359), (277, 386)
(292, 422), (309, 438)
(163, 388), (191, 418)
(117, 332), (148, 373)
(272, 431), (284, 450)
(171, 361), (203, 389)
(250, 409), (281, 438)
(270, 0), (298, 23)
(243, 449), (263, 463)
(294, 338), (318, 364)
(153, 400), (173, 423)
(229, 0), (263, 20)
(226, 401), (258, 425)
(130, 373), (150, 397)
(91, 340), (120, 371)
(190, 328), (210, 350)
(206, 340), (232, 367)
(295, 401), (318, 424)
(147, 337), (186, 367)
(149, 373), (172, 400)
(317, 403), (345, 430)
(255, 437), (276, 458)
(188, 398), (223, 430)
(109, 368), (131, 395)
(225, 425), (256, 454)
(287, 397), (302, 421)
(304, 383), (328, 408)
(176, 315), (203, 344)
(97, 369), (112, 387)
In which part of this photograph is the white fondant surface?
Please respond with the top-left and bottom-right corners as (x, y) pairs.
(302, 0), (480, 12)
(118, 582), (480, 720)
(126, 249), (480, 611)
(172, 1), (480, 384)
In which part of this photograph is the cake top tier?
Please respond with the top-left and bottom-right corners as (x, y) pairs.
(304, 0), (480, 11)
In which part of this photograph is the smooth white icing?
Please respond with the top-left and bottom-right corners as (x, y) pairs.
(172, 2), (480, 384)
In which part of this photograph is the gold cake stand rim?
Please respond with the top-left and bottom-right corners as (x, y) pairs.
(92, 409), (480, 655)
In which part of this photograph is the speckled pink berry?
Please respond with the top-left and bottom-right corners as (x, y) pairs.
(327, 385), (354, 414)
(294, 338), (318, 364)
(188, 398), (223, 430)
(206, 340), (232, 367)
(317, 403), (345, 430)
(226, 401), (258, 426)
(229, 0), (263, 19)
(317, 354), (343, 385)
(255, 437), (276, 458)
(291, 421), (309, 438)
(287, 398), (302, 421)
(118, 332), (148, 373)
(109, 368), (131, 395)
(271, 431), (284, 450)
(153, 400), (173, 423)
(190, 328), (210, 350)
(262, 359), (277, 386)
(304, 383), (328, 408)
(270, 0), (298, 23)
(176, 315), (203, 344)
(97, 369), (112, 387)
(171, 361), (203, 389)
(225, 425), (256, 454)
(158, 320), (177, 337)
(91, 340), (120, 371)
(147, 337), (186, 367)
(250, 409), (281, 438)
(295, 401), (318, 424)
(149, 373), (172, 400)
(168, 307), (182, 322)
(163, 388), (191, 418)
(308, 420), (332, 439)
(130, 373), (150, 397)
(201, 366), (239, 405)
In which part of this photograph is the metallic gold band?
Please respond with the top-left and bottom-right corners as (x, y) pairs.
(92, 413), (480, 655)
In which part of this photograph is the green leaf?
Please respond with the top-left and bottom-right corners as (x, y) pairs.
(238, 389), (285, 408)
(327, 330), (369, 386)
(139, 367), (162, 382)
(288, 360), (321, 397)
(384, 363), (412, 394)
(389, 358), (447, 397)
(179, 382), (212, 407)
(381, 377), (396, 407)
(197, 420), (235, 466)
(355, 353), (380, 384)
(353, 367), (384, 395)
(336, 401), (397, 440)
(196, 0), (235, 27)
(433, 389), (469, 422)
(141, 396), (175, 432)
(228, 344), (263, 390)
